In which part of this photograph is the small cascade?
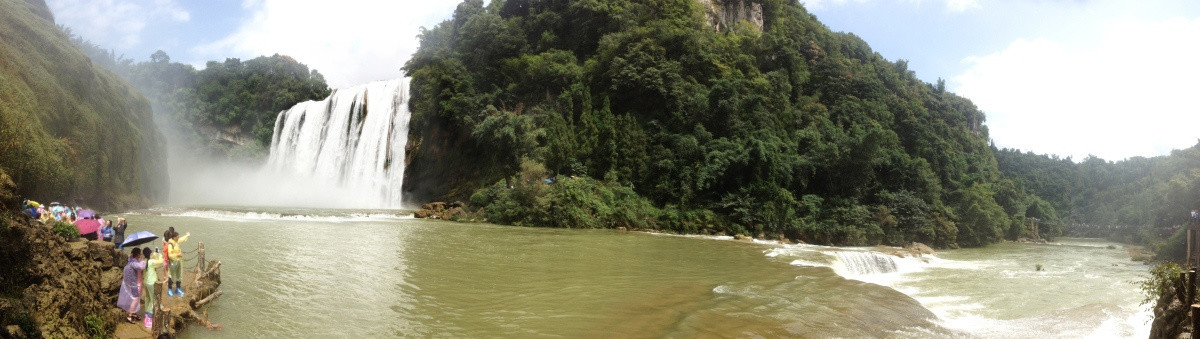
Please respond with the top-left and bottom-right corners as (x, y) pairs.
(832, 251), (900, 275)
(264, 78), (410, 208)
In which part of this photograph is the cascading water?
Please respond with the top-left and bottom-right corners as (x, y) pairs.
(264, 78), (410, 209)
(832, 251), (900, 276)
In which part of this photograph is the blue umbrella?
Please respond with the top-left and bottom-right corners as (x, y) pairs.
(77, 209), (96, 219)
(118, 231), (159, 250)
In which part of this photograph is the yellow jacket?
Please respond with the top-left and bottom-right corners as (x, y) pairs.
(167, 233), (189, 261)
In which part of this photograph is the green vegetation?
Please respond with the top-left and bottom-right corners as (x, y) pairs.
(1138, 262), (1183, 305)
(995, 145), (1200, 259)
(402, 0), (1052, 247)
(83, 313), (111, 339)
(50, 220), (78, 241)
(0, 0), (167, 210)
(70, 41), (331, 159)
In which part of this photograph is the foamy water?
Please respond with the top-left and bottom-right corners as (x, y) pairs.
(764, 239), (1152, 338)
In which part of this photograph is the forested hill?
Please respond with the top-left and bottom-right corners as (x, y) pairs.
(995, 145), (1200, 258)
(402, 0), (1053, 248)
(68, 45), (331, 160)
(0, 0), (167, 210)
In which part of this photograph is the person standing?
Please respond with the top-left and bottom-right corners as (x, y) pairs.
(100, 220), (114, 242)
(117, 247), (146, 323)
(166, 230), (190, 297)
(114, 218), (128, 246)
(142, 247), (163, 328)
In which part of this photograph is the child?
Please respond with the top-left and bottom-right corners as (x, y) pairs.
(166, 229), (190, 297)
(142, 247), (162, 328)
(116, 247), (145, 323)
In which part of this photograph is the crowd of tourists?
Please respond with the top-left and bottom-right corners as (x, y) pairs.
(18, 198), (193, 329)
(19, 199), (127, 244)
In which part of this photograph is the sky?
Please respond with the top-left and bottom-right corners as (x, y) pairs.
(46, 0), (1200, 162)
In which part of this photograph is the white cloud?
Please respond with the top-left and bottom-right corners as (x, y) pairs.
(943, 0), (980, 12)
(194, 0), (467, 88)
(954, 17), (1200, 161)
(800, 0), (977, 12)
(47, 0), (189, 48)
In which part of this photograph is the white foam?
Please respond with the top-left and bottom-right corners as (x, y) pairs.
(155, 209), (410, 223)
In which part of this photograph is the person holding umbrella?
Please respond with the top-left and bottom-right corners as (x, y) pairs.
(118, 231), (160, 250)
(116, 247), (146, 323)
(74, 217), (101, 241)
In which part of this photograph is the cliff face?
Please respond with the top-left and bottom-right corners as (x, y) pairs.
(0, 0), (168, 210)
(699, 0), (764, 32)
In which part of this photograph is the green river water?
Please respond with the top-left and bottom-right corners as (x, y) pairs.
(114, 207), (1151, 338)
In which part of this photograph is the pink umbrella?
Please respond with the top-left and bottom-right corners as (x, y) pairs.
(73, 218), (101, 235)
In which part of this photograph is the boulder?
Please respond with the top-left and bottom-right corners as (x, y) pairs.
(733, 234), (752, 241)
(907, 242), (936, 256)
(6, 324), (26, 339)
(414, 201), (470, 220)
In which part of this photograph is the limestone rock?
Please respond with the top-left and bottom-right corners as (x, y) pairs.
(906, 242), (936, 256)
(697, 0), (763, 32)
(414, 201), (468, 220)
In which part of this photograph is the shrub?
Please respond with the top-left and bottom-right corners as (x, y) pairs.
(51, 221), (79, 241)
(1138, 262), (1184, 306)
(84, 313), (111, 339)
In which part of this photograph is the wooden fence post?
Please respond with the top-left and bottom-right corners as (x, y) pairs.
(1192, 304), (1200, 339)
(152, 279), (170, 336)
(197, 241), (205, 273)
(1189, 270), (1197, 308)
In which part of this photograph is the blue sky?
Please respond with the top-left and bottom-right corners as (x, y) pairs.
(46, 0), (1200, 162)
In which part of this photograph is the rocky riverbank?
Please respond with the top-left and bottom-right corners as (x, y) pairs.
(1149, 274), (1191, 339)
(0, 210), (128, 338)
(0, 171), (222, 338)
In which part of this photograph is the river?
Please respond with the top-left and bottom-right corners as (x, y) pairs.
(114, 207), (1151, 338)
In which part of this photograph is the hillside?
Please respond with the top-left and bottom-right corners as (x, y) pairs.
(995, 144), (1200, 257)
(67, 40), (331, 160)
(0, 0), (167, 210)
(401, 0), (1049, 248)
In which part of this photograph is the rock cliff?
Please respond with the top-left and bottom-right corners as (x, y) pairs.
(0, 170), (128, 338)
(698, 0), (764, 32)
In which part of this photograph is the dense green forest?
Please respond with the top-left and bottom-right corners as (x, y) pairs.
(68, 40), (331, 158)
(995, 144), (1200, 258)
(402, 0), (1062, 248)
(0, 0), (166, 210)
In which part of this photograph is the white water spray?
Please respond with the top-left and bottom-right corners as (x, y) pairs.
(166, 79), (410, 209)
(263, 79), (411, 209)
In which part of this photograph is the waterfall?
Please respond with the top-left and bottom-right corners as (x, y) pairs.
(832, 251), (900, 276)
(264, 78), (410, 209)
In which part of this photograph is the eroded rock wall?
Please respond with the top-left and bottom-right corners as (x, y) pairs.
(698, 0), (764, 32)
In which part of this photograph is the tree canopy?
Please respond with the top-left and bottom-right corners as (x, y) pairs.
(403, 0), (1049, 248)
(69, 41), (331, 159)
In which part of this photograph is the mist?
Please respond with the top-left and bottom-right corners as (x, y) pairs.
(154, 79), (412, 210)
